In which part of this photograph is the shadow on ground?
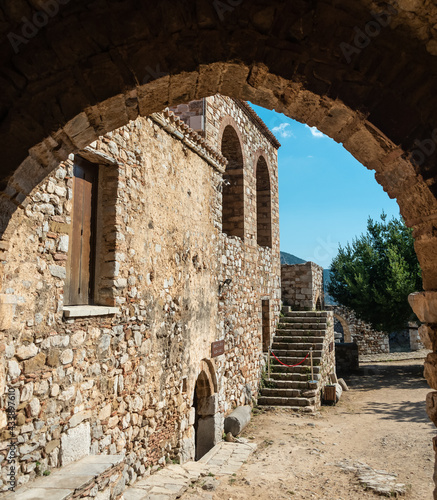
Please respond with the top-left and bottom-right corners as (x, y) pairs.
(348, 362), (427, 391)
(341, 362), (432, 424)
(358, 400), (429, 423)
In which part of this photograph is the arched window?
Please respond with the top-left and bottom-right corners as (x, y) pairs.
(221, 125), (244, 239)
(256, 156), (272, 248)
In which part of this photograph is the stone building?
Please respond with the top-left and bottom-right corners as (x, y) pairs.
(0, 95), (281, 491)
(281, 262), (324, 311)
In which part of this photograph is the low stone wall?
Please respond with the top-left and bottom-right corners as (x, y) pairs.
(335, 343), (359, 375)
(318, 311), (336, 403)
(281, 262), (324, 311)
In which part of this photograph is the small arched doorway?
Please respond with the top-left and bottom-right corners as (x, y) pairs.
(192, 359), (222, 460)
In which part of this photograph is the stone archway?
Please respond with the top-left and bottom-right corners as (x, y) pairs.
(2, 0), (437, 492)
(334, 313), (352, 343)
(192, 359), (222, 461)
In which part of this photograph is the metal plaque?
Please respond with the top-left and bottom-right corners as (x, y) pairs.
(211, 340), (225, 358)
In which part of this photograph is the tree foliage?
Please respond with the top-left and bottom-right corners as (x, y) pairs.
(327, 213), (422, 333)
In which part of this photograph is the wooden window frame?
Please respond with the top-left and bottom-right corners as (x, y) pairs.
(65, 156), (98, 306)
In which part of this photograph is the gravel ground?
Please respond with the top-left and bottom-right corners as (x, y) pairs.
(181, 357), (435, 499)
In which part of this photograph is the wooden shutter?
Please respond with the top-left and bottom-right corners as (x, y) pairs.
(65, 157), (97, 305)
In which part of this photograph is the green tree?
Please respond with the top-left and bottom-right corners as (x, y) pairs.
(327, 213), (422, 333)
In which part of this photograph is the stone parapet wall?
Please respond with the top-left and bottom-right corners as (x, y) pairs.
(318, 311), (336, 406)
(281, 262), (324, 311)
(0, 96), (280, 492)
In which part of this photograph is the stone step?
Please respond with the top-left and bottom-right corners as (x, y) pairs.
(259, 387), (301, 397)
(271, 349), (323, 358)
(279, 320), (328, 329)
(282, 310), (329, 318)
(270, 364), (321, 374)
(281, 316), (328, 324)
(269, 355), (322, 366)
(260, 387), (318, 398)
(257, 396), (316, 406)
(267, 372), (321, 382)
(7, 455), (124, 500)
(257, 404), (316, 413)
(272, 342), (324, 350)
(273, 333), (326, 342)
(263, 379), (318, 390)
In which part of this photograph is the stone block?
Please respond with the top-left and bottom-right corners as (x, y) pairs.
(224, 406), (251, 436)
(99, 403), (111, 421)
(16, 343), (38, 360)
(418, 325), (433, 350)
(24, 353), (46, 373)
(8, 359), (20, 379)
(28, 397), (41, 417)
(197, 394), (218, 416)
(45, 439), (60, 454)
(69, 410), (91, 428)
(0, 294), (17, 330)
(49, 264), (66, 279)
(60, 422), (91, 466)
(47, 348), (60, 367)
(408, 291), (437, 323)
(180, 434), (195, 464)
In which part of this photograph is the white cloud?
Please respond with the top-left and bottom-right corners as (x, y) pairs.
(305, 125), (326, 138)
(272, 122), (294, 138)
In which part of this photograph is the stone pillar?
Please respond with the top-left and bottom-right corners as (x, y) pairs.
(408, 292), (437, 499)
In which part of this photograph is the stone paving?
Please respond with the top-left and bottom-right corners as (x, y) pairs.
(7, 455), (123, 500)
(360, 348), (430, 363)
(333, 460), (407, 497)
(123, 441), (257, 500)
(6, 442), (256, 500)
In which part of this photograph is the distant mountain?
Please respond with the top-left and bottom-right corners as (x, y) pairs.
(280, 252), (306, 265)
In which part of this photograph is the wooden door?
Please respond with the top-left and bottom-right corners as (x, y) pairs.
(65, 157), (97, 305)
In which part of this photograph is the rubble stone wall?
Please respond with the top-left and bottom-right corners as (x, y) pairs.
(281, 262), (324, 310)
(0, 96), (280, 492)
(332, 306), (389, 355)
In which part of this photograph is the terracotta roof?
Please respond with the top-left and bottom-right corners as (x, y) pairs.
(233, 100), (281, 150)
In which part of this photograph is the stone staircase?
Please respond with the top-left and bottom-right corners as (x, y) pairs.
(258, 308), (335, 412)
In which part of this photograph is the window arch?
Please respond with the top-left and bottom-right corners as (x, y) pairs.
(255, 155), (272, 248)
(221, 125), (244, 239)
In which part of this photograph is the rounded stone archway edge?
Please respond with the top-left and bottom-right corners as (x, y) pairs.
(1, 0), (437, 494)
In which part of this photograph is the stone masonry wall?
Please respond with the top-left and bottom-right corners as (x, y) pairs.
(331, 306), (389, 355)
(316, 311), (336, 410)
(281, 262), (324, 311)
(0, 96), (281, 493)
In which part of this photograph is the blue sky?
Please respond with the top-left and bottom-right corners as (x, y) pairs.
(250, 103), (401, 269)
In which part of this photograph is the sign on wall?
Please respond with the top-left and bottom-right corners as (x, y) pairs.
(211, 340), (225, 358)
